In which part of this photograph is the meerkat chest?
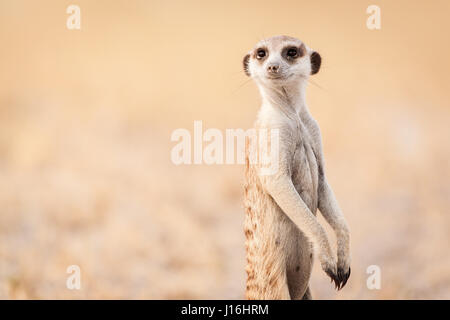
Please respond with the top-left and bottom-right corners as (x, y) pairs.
(290, 117), (320, 213)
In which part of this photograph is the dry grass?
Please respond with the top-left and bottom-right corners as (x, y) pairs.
(0, 0), (449, 299)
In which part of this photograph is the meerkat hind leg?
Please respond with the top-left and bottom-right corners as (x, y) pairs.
(302, 287), (312, 300)
(268, 272), (292, 300)
(247, 269), (291, 300)
(286, 232), (314, 300)
(246, 243), (292, 300)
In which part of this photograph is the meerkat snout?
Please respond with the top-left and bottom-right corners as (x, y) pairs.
(267, 63), (280, 74)
(243, 35), (321, 83)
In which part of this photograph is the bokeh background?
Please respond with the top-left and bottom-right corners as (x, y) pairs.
(0, 0), (449, 299)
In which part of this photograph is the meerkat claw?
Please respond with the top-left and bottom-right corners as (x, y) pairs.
(325, 268), (340, 289)
(341, 267), (351, 289)
(336, 267), (351, 290)
(337, 268), (344, 289)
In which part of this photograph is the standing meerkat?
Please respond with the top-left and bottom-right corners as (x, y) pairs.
(243, 35), (351, 300)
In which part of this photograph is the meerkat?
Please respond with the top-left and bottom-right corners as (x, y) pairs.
(243, 36), (351, 300)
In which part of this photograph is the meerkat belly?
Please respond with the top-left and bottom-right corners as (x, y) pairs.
(291, 139), (319, 215)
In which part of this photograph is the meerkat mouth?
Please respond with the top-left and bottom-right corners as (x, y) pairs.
(266, 73), (293, 80)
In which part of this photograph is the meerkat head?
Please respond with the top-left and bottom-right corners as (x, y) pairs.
(243, 36), (321, 86)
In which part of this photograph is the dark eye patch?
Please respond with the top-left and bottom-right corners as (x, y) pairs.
(287, 48), (298, 57)
(254, 47), (268, 61)
(282, 44), (305, 61)
(257, 49), (266, 58)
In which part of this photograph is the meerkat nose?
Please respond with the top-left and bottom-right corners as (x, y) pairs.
(267, 64), (280, 73)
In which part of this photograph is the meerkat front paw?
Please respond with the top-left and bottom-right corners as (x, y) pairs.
(320, 252), (350, 290)
(336, 265), (351, 290)
(319, 252), (340, 290)
(336, 254), (351, 290)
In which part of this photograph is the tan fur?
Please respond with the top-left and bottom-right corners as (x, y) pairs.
(243, 36), (351, 300)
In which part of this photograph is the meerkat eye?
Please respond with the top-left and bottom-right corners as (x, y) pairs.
(256, 49), (266, 59)
(287, 47), (298, 58)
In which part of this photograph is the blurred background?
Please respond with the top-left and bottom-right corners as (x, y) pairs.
(0, 0), (449, 299)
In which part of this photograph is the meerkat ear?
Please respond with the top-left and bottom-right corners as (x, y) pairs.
(310, 51), (321, 75)
(243, 54), (250, 76)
